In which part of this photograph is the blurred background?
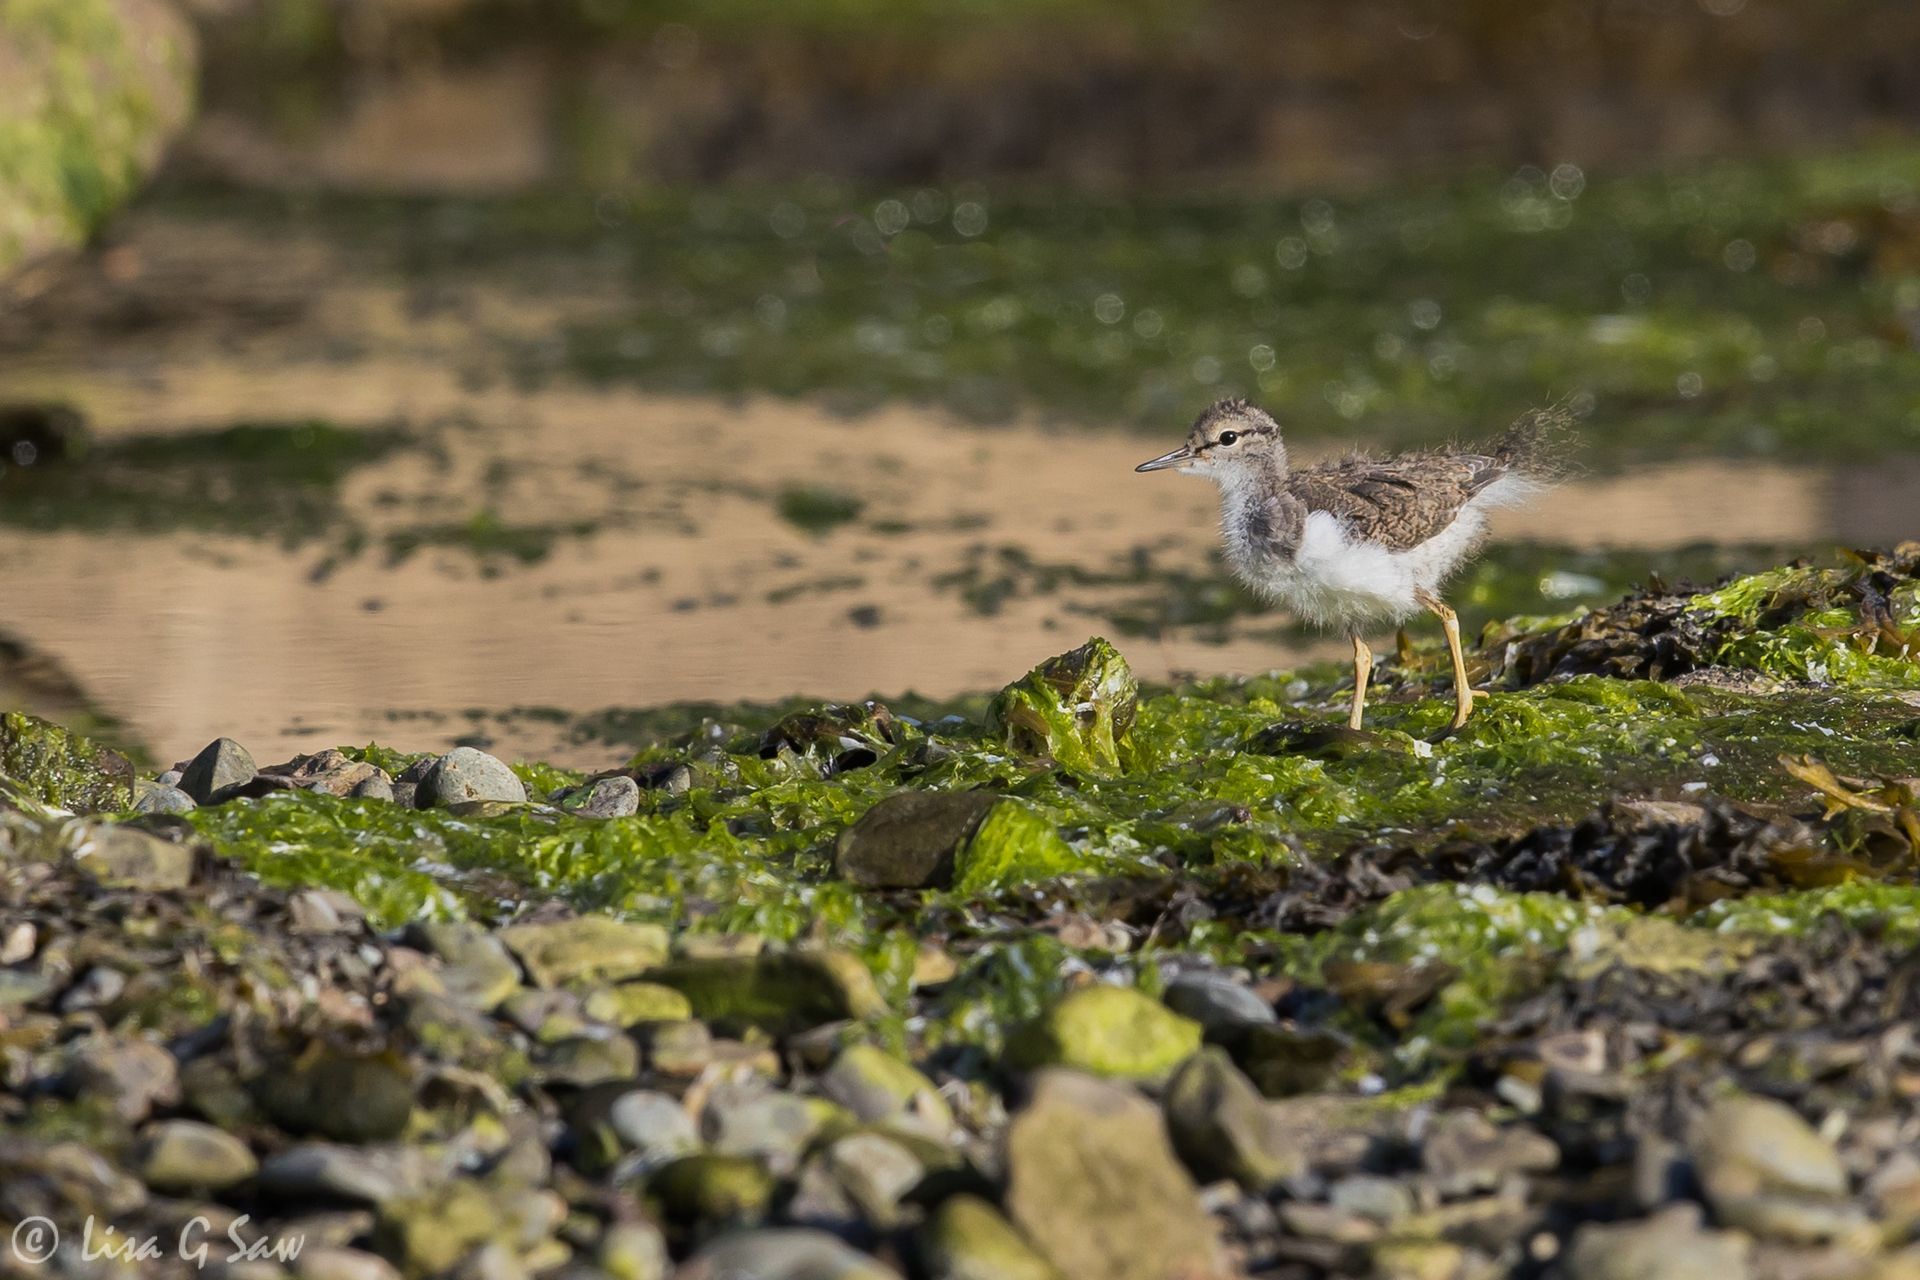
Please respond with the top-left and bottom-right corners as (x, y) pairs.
(3, 0), (1919, 767)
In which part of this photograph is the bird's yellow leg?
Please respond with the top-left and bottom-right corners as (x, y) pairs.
(1419, 593), (1478, 729)
(1348, 633), (1372, 731)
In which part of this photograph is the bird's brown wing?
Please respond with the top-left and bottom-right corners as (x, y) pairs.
(1287, 451), (1506, 552)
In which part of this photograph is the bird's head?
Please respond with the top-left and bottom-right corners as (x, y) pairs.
(1134, 398), (1285, 484)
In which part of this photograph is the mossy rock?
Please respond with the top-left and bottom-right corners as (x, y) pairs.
(1162, 1047), (1303, 1189)
(1007, 985), (1202, 1083)
(1005, 1070), (1227, 1280)
(0, 711), (133, 813)
(649, 1153), (777, 1225)
(580, 980), (694, 1027)
(649, 948), (886, 1036)
(834, 791), (1078, 892)
(820, 1043), (954, 1137)
(920, 1194), (1062, 1280)
(0, 0), (197, 286)
(989, 637), (1138, 774)
(254, 1048), (414, 1143)
(501, 916), (670, 988)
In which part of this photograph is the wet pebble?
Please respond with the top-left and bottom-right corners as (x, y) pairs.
(1421, 1108), (1559, 1197)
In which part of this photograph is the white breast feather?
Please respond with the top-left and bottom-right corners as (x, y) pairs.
(1237, 473), (1535, 631)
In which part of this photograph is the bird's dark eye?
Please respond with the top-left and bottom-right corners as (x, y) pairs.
(1218, 431), (1239, 446)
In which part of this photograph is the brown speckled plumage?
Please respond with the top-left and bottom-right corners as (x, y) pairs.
(1173, 400), (1569, 554)
(1137, 397), (1573, 730)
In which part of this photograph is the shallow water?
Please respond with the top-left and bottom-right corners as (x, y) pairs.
(2, 370), (1912, 767)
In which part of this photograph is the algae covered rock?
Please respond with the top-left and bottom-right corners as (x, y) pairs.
(649, 1152), (778, 1226)
(500, 915), (669, 988)
(409, 920), (523, 1010)
(820, 1043), (953, 1137)
(834, 791), (1077, 892)
(988, 637), (1138, 774)
(649, 947), (885, 1035)
(1162, 1046), (1303, 1190)
(558, 773), (642, 818)
(920, 1194), (1061, 1280)
(0, 711), (132, 812)
(255, 1048), (414, 1143)
(377, 1178), (565, 1275)
(132, 778), (195, 814)
(135, 1119), (257, 1193)
(1007, 984), (1202, 1082)
(1005, 1070), (1227, 1280)
(581, 980), (693, 1027)
(68, 822), (194, 889)
(0, 0), (197, 286)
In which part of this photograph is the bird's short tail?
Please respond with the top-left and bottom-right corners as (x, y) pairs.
(1492, 402), (1579, 483)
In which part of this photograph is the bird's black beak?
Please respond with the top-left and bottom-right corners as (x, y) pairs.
(1134, 446), (1193, 473)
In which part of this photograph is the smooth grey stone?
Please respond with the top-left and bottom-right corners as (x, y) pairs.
(350, 772), (395, 801)
(1163, 969), (1277, 1034)
(257, 1143), (444, 1205)
(179, 737), (256, 803)
(133, 778), (197, 815)
(417, 747), (527, 808)
(564, 775), (641, 819)
(607, 1090), (701, 1167)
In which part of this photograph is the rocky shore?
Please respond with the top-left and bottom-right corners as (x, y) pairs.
(4, 549), (1920, 1279)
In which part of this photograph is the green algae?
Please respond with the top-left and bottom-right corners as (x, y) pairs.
(988, 637), (1138, 775)
(74, 556), (1912, 1086)
(0, 710), (132, 813)
(382, 511), (604, 571)
(1005, 983), (1202, 1081)
(776, 485), (866, 534)
(1269, 884), (1633, 1056)
(1694, 883), (1920, 945)
(953, 798), (1079, 894)
(1687, 559), (1920, 689)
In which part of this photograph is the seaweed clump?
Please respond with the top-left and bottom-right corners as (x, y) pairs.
(1492, 543), (1920, 690)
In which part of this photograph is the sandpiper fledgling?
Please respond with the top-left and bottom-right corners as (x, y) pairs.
(1136, 398), (1566, 731)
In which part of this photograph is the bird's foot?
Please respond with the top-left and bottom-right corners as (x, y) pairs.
(1428, 687), (1492, 740)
